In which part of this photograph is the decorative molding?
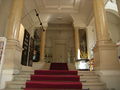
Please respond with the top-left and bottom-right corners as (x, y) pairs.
(106, 9), (120, 18)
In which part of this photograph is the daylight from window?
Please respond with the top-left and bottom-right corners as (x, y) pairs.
(105, 0), (118, 12)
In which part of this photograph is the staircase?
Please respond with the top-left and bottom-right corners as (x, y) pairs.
(4, 70), (107, 90)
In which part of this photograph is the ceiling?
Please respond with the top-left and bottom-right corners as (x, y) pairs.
(22, 0), (93, 30)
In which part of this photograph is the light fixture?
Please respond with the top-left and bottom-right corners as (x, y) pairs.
(34, 9), (45, 32)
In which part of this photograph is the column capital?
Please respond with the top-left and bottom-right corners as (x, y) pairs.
(74, 26), (79, 29)
(42, 22), (48, 30)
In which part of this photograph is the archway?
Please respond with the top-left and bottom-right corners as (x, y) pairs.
(45, 14), (75, 63)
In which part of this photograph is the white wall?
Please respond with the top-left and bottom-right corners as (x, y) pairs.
(106, 11), (120, 43)
(86, 26), (96, 59)
(106, 11), (120, 62)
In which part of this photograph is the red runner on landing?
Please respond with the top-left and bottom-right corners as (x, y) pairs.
(50, 63), (68, 70)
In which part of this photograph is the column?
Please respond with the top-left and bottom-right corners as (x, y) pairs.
(3, 0), (23, 73)
(93, 0), (120, 70)
(40, 30), (46, 62)
(5, 0), (23, 40)
(93, 0), (110, 41)
(74, 27), (80, 60)
(0, 0), (24, 89)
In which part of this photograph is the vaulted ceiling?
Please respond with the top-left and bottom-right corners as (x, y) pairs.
(22, 0), (93, 31)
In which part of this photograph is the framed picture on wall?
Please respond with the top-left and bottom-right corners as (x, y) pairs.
(79, 29), (88, 59)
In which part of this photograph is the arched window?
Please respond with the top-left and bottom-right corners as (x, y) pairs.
(105, 0), (118, 12)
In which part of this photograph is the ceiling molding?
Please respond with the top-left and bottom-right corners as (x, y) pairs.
(22, 0), (93, 30)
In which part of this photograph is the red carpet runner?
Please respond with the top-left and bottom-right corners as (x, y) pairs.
(24, 63), (82, 90)
(50, 63), (68, 70)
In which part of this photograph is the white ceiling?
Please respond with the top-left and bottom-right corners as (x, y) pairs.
(22, 0), (93, 30)
(31, 0), (81, 13)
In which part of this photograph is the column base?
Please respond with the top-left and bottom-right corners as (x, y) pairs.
(3, 39), (23, 73)
(94, 40), (120, 70)
(0, 69), (14, 89)
(96, 70), (120, 90)
(68, 63), (76, 70)
(1, 40), (23, 89)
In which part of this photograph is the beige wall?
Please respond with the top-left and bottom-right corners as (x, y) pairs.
(46, 24), (75, 62)
(0, 0), (12, 37)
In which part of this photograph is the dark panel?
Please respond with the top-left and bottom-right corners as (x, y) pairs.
(21, 29), (30, 66)
(28, 37), (34, 66)
(79, 29), (88, 59)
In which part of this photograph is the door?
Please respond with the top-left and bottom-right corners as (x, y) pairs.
(21, 29), (30, 66)
(28, 37), (34, 66)
(53, 41), (67, 63)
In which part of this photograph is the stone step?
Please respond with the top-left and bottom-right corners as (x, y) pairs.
(83, 82), (106, 90)
(14, 73), (99, 77)
(6, 84), (25, 89)
(7, 81), (26, 85)
(6, 82), (106, 90)
(13, 78), (100, 83)
(13, 75), (99, 82)
(5, 70), (107, 90)
(14, 77), (30, 81)
(4, 88), (108, 90)
(17, 71), (98, 76)
(14, 74), (99, 78)
(78, 71), (96, 75)
(19, 71), (34, 75)
(7, 81), (104, 85)
(8, 78), (101, 86)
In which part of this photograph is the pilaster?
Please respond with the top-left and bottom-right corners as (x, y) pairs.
(74, 26), (80, 60)
(40, 24), (48, 62)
